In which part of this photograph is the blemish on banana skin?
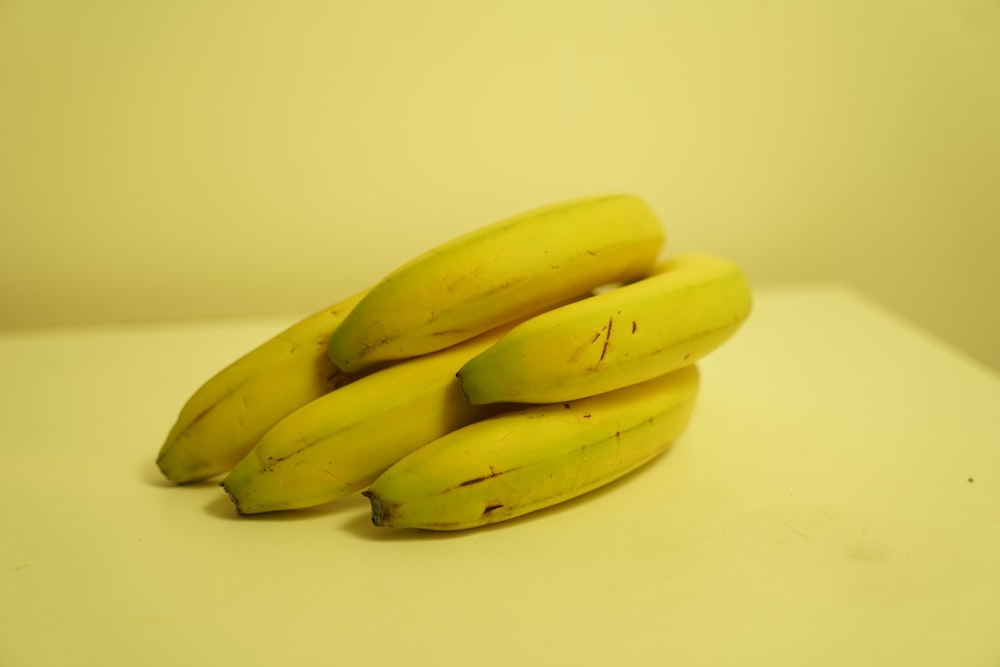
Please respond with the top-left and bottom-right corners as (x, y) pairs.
(598, 317), (613, 363)
(459, 465), (520, 487)
(570, 312), (623, 365)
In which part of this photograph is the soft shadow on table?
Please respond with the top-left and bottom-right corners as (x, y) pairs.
(139, 458), (364, 521)
(141, 439), (682, 533)
(140, 461), (222, 489)
(203, 489), (372, 522)
(340, 449), (676, 542)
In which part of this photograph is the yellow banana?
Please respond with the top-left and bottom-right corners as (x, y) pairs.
(456, 252), (751, 405)
(363, 364), (700, 531)
(221, 325), (516, 514)
(156, 289), (369, 484)
(327, 194), (665, 373)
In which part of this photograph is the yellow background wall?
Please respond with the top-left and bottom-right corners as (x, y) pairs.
(2, 0), (998, 371)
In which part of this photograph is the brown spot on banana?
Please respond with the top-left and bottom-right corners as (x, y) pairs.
(598, 316), (613, 363)
(458, 465), (520, 487)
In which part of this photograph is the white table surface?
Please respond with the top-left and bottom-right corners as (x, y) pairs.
(2, 283), (998, 667)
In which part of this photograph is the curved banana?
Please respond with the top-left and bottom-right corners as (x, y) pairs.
(456, 252), (750, 405)
(363, 364), (700, 531)
(221, 325), (516, 514)
(327, 194), (665, 373)
(156, 289), (369, 484)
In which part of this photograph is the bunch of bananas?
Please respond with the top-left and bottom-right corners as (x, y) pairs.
(156, 194), (751, 530)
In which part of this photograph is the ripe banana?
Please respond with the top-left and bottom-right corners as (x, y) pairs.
(221, 325), (516, 514)
(327, 194), (665, 373)
(156, 289), (369, 484)
(363, 364), (700, 531)
(456, 252), (751, 405)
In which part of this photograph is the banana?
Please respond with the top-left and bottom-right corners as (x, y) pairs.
(327, 194), (665, 373)
(456, 252), (751, 405)
(156, 289), (369, 484)
(221, 324), (517, 514)
(363, 364), (700, 531)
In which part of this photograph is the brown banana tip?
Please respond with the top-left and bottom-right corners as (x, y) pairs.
(455, 372), (474, 404)
(220, 481), (245, 515)
(361, 490), (386, 527)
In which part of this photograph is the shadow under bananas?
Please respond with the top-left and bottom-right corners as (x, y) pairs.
(141, 457), (374, 522)
(339, 444), (681, 542)
(190, 438), (684, 531)
(203, 489), (373, 522)
(140, 461), (224, 489)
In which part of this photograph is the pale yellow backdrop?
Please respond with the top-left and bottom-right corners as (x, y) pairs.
(2, 0), (998, 371)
